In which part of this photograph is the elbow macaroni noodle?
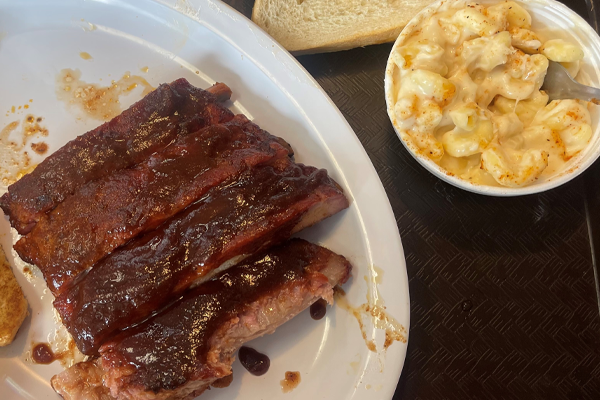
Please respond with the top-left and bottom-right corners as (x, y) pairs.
(391, 0), (593, 187)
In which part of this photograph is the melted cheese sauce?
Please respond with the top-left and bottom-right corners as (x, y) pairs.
(390, 0), (593, 187)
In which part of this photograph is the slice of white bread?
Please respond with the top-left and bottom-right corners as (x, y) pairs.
(251, 0), (434, 55)
(0, 246), (28, 346)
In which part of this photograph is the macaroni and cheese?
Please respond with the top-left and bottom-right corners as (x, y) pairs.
(389, 0), (593, 187)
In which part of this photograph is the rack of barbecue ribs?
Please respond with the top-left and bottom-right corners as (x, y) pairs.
(52, 240), (351, 400)
(15, 115), (293, 295)
(54, 157), (348, 355)
(0, 79), (353, 399)
(0, 79), (234, 235)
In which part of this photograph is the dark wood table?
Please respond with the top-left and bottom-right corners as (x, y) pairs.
(224, 1), (600, 398)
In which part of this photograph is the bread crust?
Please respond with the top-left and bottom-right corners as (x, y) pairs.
(290, 26), (405, 55)
(0, 247), (28, 346)
(251, 0), (416, 54)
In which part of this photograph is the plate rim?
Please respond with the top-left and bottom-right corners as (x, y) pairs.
(0, 0), (411, 398)
(167, 1), (411, 397)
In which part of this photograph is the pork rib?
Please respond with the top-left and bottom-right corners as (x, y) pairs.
(15, 115), (291, 295)
(51, 239), (351, 400)
(54, 157), (349, 355)
(0, 79), (233, 234)
(50, 360), (113, 400)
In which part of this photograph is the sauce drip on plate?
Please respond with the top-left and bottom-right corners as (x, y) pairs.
(32, 343), (55, 364)
(31, 339), (80, 367)
(238, 346), (270, 376)
(309, 298), (327, 320)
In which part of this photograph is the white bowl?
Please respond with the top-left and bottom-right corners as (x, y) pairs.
(384, 0), (600, 196)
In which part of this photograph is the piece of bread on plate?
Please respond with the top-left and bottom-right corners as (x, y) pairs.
(0, 246), (28, 346)
(251, 0), (434, 54)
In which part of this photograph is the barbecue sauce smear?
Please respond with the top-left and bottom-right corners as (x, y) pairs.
(56, 68), (154, 121)
(239, 346), (270, 376)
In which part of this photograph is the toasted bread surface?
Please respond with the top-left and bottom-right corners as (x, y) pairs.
(0, 246), (28, 346)
(251, 0), (434, 54)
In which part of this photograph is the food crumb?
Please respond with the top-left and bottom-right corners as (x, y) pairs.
(79, 52), (93, 60)
(280, 371), (301, 393)
(211, 374), (233, 388)
(22, 266), (34, 280)
(31, 142), (48, 155)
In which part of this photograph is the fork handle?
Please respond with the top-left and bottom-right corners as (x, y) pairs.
(557, 80), (600, 103)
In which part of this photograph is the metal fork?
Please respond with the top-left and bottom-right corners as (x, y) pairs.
(542, 61), (600, 102)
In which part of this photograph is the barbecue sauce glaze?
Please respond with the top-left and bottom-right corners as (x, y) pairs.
(17, 116), (285, 296)
(1, 78), (234, 235)
(99, 240), (327, 393)
(55, 159), (339, 355)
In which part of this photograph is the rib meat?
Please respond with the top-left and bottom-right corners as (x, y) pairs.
(54, 157), (349, 355)
(50, 360), (113, 400)
(15, 115), (291, 295)
(0, 79), (233, 234)
(51, 239), (351, 400)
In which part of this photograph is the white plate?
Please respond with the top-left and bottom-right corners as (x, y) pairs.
(0, 1), (410, 399)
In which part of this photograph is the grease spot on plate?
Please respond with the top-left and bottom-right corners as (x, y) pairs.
(335, 265), (407, 360)
(31, 142), (48, 155)
(0, 114), (48, 185)
(80, 20), (97, 32)
(56, 68), (154, 121)
(22, 115), (48, 146)
(347, 353), (361, 375)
